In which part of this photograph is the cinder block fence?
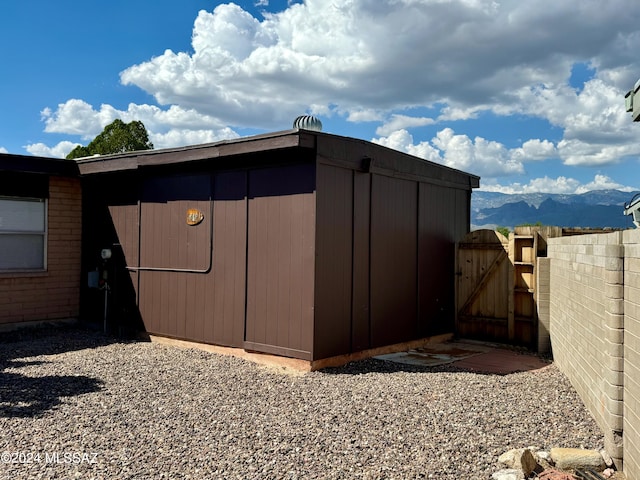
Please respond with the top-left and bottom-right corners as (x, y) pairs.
(542, 229), (640, 475)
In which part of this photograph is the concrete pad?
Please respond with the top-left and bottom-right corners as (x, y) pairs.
(375, 341), (551, 374)
(375, 341), (492, 367)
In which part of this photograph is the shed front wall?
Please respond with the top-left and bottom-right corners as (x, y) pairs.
(244, 164), (316, 359)
(136, 171), (247, 346)
(84, 162), (315, 359)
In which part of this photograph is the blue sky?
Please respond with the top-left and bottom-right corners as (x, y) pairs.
(2, 0), (640, 194)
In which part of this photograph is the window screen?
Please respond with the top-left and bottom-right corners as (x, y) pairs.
(0, 197), (46, 270)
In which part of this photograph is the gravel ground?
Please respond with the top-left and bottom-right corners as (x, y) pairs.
(0, 326), (604, 480)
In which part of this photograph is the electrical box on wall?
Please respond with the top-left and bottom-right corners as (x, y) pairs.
(88, 269), (100, 289)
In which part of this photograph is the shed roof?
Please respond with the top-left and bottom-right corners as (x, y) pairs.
(75, 129), (480, 189)
(0, 153), (79, 177)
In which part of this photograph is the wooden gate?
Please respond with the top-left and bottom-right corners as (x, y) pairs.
(455, 229), (511, 343)
(455, 229), (538, 347)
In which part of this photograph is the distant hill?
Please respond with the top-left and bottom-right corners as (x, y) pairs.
(471, 189), (639, 229)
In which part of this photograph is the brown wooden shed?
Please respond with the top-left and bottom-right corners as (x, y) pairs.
(78, 129), (479, 363)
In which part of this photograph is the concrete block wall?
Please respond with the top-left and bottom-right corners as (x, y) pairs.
(623, 229), (640, 479)
(547, 231), (624, 468)
(0, 176), (82, 325)
(536, 257), (551, 354)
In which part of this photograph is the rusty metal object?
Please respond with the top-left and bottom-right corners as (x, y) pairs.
(538, 468), (577, 480)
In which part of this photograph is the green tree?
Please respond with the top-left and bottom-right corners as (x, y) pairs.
(66, 119), (153, 159)
(496, 226), (510, 238)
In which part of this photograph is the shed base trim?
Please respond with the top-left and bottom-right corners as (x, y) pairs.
(310, 333), (454, 370)
(146, 333), (454, 373)
(147, 335), (313, 372)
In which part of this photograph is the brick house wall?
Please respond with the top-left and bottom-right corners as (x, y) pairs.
(0, 176), (82, 325)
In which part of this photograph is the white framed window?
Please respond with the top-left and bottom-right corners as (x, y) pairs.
(0, 196), (47, 271)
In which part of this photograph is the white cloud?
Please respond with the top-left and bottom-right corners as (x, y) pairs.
(373, 127), (526, 177)
(31, 0), (640, 179)
(42, 99), (114, 139)
(510, 78), (640, 165)
(372, 129), (442, 163)
(345, 108), (383, 123)
(151, 128), (240, 150)
(480, 174), (636, 195)
(511, 139), (558, 162)
(39, 99), (240, 151)
(0, 147), (7, 154)
(375, 114), (435, 136)
(557, 139), (640, 167)
(432, 128), (524, 177)
(575, 174), (636, 194)
(118, 0), (639, 130)
(24, 141), (79, 159)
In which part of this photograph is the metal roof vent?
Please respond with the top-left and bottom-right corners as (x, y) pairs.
(293, 115), (322, 132)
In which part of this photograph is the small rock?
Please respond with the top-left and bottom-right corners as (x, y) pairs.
(536, 451), (551, 462)
(550, 447), (605, 471)
(521, 449), (538, 476)
(499, 449), (519, 467)
(491, 468), (524, 480)
(535, 450), (553, 470)
(498, 448), (538, 476)
(600, 448), (614, 467)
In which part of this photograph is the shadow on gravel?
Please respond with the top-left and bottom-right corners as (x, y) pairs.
(0, 325), (118, 418)
(318, 355), (551, 376)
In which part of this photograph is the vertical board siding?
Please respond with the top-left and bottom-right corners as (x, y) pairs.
(108, 203), (139, 268)
(314, 164), (353, 360)
(418, 183), (459, 335)
(370, 175), (418, 347)
(138, 174), (211, 338)
(136, 171), (247, 347)
(107, 200), (141, 321)
(210, 171), (248, 347)
(140, 175), (211, 271)
(352, 172), (371, 352)
(245, 164), (315, 359)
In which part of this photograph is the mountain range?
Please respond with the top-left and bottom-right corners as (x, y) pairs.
(471, 189), (640, 230)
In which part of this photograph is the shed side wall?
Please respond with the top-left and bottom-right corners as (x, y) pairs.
(0, 176), (81, 324)
(370, 175), (418, 347)
(352, 172), (371, 352)
(418, 183), (467, 335)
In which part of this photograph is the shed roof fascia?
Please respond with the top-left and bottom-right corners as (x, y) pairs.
(76, 129), (316, 175)
(74, 128), (480, 190)
(314, 133), (480, 190)
(0, 153), (79, 177)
